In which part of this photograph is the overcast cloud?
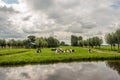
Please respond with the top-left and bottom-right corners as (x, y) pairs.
(0, 0), (120, 43)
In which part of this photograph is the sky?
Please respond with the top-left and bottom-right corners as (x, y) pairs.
(0, 0), (120, 44)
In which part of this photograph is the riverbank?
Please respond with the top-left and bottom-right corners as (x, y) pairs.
(0, 46), (120, 66)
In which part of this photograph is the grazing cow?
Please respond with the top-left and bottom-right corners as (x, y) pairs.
(36, 48), (41, 53)
(69, 49), (75, 53)
(55, 48), (75, 54)
(88, 48), (92, 53)
(63, 49), (75, 53)
(55, 48), (63, 54)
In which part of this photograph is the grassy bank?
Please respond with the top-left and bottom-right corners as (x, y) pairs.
(0, 46), (120, 66)
(93, 46), (120, 53)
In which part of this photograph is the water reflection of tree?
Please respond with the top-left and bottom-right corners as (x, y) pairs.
(106, 61), (120, 75)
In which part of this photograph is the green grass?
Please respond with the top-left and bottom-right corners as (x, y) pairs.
(94, 46), (119, 53)
(0, 48), (30, 56)
(0, 46), (120, 66)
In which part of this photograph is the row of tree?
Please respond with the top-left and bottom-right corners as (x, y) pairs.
(0, 35), (60, 48)
(105, 28), (120, 51)
(0, 39), (26, 48)
(71, 35), (103, 48)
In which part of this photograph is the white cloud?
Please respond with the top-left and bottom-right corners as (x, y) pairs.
(0, 0), (120, 43)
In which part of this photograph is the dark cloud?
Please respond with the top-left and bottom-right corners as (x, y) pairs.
(23, 0), (55, 10)
(56, 0), (80, 9)
(22, 15), (32, 21)
(0, 32), (25, 38)
(0, 5), (24, 38)
(20, 72), (31, 79)
(81, 22), (96, 29)
(65, 20), (96, 33)
(46, 68), (75, 80)
(0, 5), (19, 13)
(95, 31), (103, 35)
(0, 0), (120, 41)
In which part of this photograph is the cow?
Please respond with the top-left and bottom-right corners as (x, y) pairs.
(55, 48), (75, 54)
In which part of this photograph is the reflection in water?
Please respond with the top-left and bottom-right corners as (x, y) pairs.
(106, 61), (120, 75)
(0, 62), (120, 80)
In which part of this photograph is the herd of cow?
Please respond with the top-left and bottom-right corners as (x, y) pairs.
(51, 48), (75, 54)
(36, 48), (92, 54)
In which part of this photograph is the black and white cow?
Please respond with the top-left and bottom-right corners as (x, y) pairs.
(55, 48), (75, 54)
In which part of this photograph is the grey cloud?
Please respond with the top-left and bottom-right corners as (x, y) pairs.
(0, 30), (25, 38)
(22, 28), (40, 34)
(84, 31), (103, 37)
(65, 20), (96, 33)
(46, 68), (75, 80)
(95, 31), (103, 35)
(23, 0), (55, 10)
(20, 72), (31, 79)
(0, 5), (24, 38)
(0, 5), (19, 13)
(22, 15), (32, 21)
(1, 0), (120, 41)
(81, 22), (96, 29)
(66, 26), (84, 33)
(56, 0), (80, 9)
(20, 0), (99, 35)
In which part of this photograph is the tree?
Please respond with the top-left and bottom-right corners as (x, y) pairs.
(35, 37), (48, 48)
(105, 33), (115, 50)
(7, 39), (16, 48)
(16, 40), (23, 48)
(111, 33), (117, 50)
(78, 36), (83, 41)
(78, 40), (84, 47)
(60, 41), (65, 46)
(27, 35), (36, 43)
(0, 39), (6, 48)
(47, 37), (60, 47)
(115, 29), (120, 50)
(92, 36), (103, 48)
(87, 38), (94, 48)
(98, 37), (103, 48)
(22, 39), (29, 48)
(27, 35), (36, 48)
(83, 40), (88, 47)
(71, 35), (78, 46)
(105, 28), (120, 51)
(47, 37), (53, 47)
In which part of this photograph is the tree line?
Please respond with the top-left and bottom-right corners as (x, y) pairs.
(0, 35), (60, 48)
(71, 35), (103, 48)
(105, 28), (120, 51)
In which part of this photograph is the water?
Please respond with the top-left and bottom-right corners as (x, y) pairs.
(0, 62), (120, 80)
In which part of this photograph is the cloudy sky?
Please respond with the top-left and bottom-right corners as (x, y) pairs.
(0, 0), (120, 43)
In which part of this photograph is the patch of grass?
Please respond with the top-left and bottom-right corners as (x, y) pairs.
(94, 46), (120, 53)
(0, 46), (120, 66)
(0, 48), (31, 56)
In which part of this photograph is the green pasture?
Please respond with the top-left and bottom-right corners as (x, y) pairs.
(0, 46), (120, 66)
(94, 45), (120, 53)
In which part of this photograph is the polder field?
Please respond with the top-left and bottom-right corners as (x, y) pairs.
(0, 46), (120, 66)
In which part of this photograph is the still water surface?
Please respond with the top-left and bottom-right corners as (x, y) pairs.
(0, 62), (120, 80)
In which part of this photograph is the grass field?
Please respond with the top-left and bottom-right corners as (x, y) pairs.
(0, 46), (120, 66)
(94, 45), (120, 53)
